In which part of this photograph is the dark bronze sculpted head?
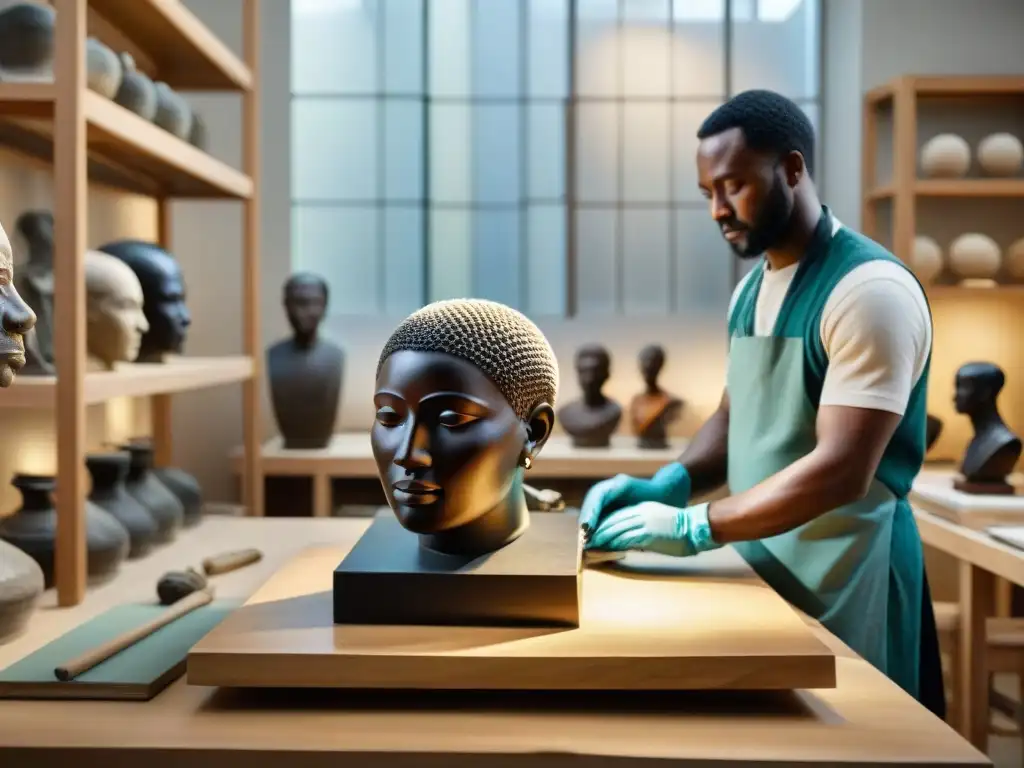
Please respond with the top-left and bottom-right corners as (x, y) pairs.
(97, 240), (191, 362)
(283, 271), (328, 345)
(372, 299), (558, 557)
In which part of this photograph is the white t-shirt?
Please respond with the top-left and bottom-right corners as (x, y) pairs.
(726, 221), (932, 416)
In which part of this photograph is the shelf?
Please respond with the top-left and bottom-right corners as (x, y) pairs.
(0, 83), (252, 198)
(0, 355), (253, 409)
(867, 179), (1024, 201)
(87, 0), (252, 90)
(867, 75), (1024, 104)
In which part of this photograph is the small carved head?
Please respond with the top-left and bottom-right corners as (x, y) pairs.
(954, 361), (1005, 415)
(0, 218), (37, 387)
(283, 271), (328, 340)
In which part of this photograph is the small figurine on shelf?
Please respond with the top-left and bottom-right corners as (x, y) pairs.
(557, 344), (621, 449)
(0, 216), (38, 387)
(628, 344), (683, 450)
(953, 362), (1022, 495)
(267, 272), (344, 450)
(84, 250), (149, 370)
(96, 240), (191, 362)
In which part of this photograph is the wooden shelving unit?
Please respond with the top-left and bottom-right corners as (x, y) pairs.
(0, 0), (263, 607)
(861, 75), (1024, 268)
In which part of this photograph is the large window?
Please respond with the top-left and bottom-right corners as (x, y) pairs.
(291, 0), (820, 318)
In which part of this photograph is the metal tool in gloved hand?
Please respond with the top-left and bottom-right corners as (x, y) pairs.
(156, 547), (263, 605)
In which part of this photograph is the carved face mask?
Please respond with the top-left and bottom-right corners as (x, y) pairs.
(85, 251), (149, 367)
(372, 349), (535, 537)
(0, 220), (37, 387)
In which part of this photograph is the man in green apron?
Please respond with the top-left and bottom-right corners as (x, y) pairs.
(580, 89), (945, 717)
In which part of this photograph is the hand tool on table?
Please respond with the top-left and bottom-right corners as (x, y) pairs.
(156, 547), (262, 605)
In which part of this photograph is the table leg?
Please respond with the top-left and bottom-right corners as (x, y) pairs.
(312, 474), (331, 518)
(959, 561), (996, 750)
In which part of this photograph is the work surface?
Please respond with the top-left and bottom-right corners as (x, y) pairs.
(0, 516), (989, 767)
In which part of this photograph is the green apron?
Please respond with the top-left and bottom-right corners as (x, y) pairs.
(726, 207), (944, 714)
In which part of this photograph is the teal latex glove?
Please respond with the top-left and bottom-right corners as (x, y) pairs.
(585, 501), (720, 558)
(578, 462), (691, 533)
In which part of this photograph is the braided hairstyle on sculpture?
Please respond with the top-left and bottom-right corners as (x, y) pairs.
(377, 299), (559, 421)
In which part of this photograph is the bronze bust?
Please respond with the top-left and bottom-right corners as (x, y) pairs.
(629, 344), (683, 449)
(953, 362), (1022, 495)
(557, 344), (621, 448)
(371, 299), (557, 558)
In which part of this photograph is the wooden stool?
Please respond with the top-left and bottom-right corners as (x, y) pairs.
(934, 601), (1024, 745)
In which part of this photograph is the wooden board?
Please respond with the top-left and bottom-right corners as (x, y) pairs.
(188, 544), (836, 691)
(912, 468), (1024, 530)
(0, 600), (238, 701)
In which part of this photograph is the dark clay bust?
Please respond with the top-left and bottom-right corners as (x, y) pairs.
(557, 344), (621, 448)
(925, 413), (943, 452)
(629, 344), (683, 450)
(96, 240), (191, 362)
(371, 299), (557, 558)
(0, 216), (37, 387)
(953, 362), (1022, 495)
(266, 272), (344, 450)
(13, 211), (54, 365)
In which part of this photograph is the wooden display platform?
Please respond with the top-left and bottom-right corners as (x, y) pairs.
(188, 544), (836, 691)
(911, 468), (1024, 530)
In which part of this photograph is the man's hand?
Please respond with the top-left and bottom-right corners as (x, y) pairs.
(578, 462), (692, 532)
(586, 501), (720, 557)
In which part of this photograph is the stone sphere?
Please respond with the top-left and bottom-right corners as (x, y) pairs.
(949, 233), (1001, 281)
(920, 134), (971, 178)
(977, 133), (1024, 177)
(909, 236), (943, 284)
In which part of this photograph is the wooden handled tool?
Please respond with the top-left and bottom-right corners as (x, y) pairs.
(202, 548), (262, 576)
(54, 589), (214, 682)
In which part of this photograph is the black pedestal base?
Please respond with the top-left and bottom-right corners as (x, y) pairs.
(333, 511), (582, 627)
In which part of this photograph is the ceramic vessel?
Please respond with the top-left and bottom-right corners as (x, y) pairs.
(0, 3), (55, 80)
(0, 474), (129, 588)
(153, 81), (193, 140)
(113, 52), (157, 120)
(949, 233), (1001, 283)
(0, 539), (43, 644)
(188, 112), (208, 151)
(1005, 237), (1024, 279)
(152, 466), (203, 528)
(977, 133), (1024, 177)
(910, 236), (943, 284)
(85, 37), (122, 98)
(86, 452), (159, 558)
(920, 134), (971, 178)
(122, 442), (184, 544)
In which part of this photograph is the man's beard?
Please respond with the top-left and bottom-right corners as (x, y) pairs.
(727, 180), (794, 259)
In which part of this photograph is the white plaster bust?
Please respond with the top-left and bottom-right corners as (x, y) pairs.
(85, 249), (148, 369)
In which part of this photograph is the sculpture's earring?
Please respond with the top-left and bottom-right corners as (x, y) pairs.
(522, 455), (533, 470)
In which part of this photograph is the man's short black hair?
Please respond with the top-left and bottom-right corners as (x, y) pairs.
(697, 89), (816, 178)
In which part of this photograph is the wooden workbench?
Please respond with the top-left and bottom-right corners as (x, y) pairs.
(914, 504), (1024, 754)
(0, 516), (989, 767)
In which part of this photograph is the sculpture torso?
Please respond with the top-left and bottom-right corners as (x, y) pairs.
(961, 423), (1023, 486)
(629, 391), (682, 449)
(267, 336), (344, 450)
(558, 398), (622, 448)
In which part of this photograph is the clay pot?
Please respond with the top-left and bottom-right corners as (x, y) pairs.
(949, 233), (1001, 282)
(0, 473), (129, 589)
(920, 134), (971, 178)
(1004, 237), (1024, 280)
(0, 3), (55, 79)
(85, 37), (122, 99)
(86, 451), (159, 558)
(113, 52), (157, 120)
(188, 112), (208, 151)
(977, 133), (1024, 177)
(0, 539), (43, 644)
(909, 236), (943, 284)
(122, 442), (184, 544)
(152, 466), (203, 528)
(153, 81), (193, 140)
